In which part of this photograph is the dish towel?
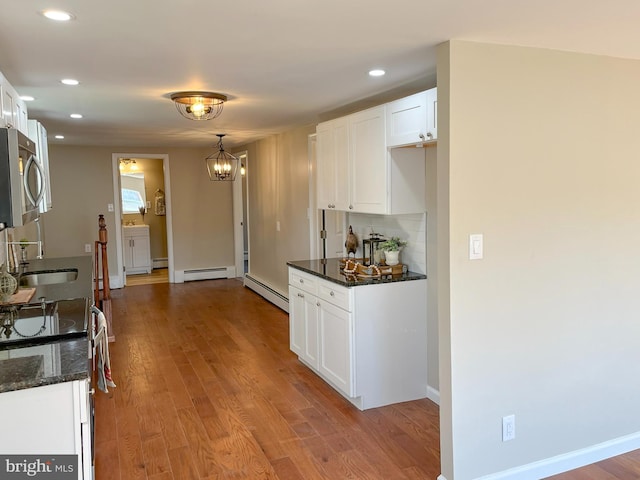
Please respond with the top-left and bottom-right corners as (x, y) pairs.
(96, 310), (116, 393)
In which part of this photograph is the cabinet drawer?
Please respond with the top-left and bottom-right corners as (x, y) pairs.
(318, 280), (352, 312)
(288, 268), (318, 295)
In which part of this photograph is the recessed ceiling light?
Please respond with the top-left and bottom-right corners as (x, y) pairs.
(55, 135), (65, 139)
(61, 78), (79, 86)
(70, 113), (83, 119)
(20, 95), (35, 101)
(41, 10), (74, 21)
(369, 69), (386, 77)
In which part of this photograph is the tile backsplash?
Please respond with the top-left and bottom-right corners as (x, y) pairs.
(347, 212), (427, 274)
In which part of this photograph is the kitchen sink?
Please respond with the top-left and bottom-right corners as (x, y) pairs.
(19, 269), (79, 287)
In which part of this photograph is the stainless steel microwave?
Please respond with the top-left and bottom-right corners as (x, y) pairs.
(0, 128), (45, 229)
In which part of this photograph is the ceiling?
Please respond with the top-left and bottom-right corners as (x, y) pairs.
(1, 1), (639, 150)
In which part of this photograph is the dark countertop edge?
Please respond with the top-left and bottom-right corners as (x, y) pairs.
(287, 259), (427, 287)
(0, 370), (90, 394)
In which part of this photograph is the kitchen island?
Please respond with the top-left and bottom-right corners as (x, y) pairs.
(287, 258), (427, 410)
(0, 255), (95, 480)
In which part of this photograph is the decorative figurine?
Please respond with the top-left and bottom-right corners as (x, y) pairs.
(345, 225), (358, 258)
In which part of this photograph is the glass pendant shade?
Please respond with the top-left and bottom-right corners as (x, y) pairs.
(170, 91), (227, 121)
(206, 135), (238, 181)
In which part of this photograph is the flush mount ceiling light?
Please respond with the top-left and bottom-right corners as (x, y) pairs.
(205, 134), (239, 181)
(170, 91), (227, 121)
(41, 10), (74, 21)
(61, 78), (79, 86)
(369, 69), (386, 77)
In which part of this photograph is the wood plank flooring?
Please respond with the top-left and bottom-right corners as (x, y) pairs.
(95, 279), (441, 479)
(95, 279), (640, 479)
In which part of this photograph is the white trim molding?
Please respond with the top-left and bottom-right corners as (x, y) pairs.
(173, 266), (236, 283)
(476, 431), (640, 480)
(244, 274), (289, 312)
(426, 386), (440, 405)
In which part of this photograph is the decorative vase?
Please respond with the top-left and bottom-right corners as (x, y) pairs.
(0, 264), (18, 302)
(384, 250), (400, 266)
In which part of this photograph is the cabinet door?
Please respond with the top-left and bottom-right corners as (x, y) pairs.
(349, 106), (387, 214)
(316, 118), (349, 211)
(289, 285), (306, 357)
(289, 285), (319, 369)
(131, 234), (151, 270)
(318, 300), (354, 397)
(2, 84), (15, 128)
(386, 91), (428, 147)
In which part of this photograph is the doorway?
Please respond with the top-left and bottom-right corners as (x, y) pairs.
(111, 153), (174, 288)
(232, 151), (248, 278)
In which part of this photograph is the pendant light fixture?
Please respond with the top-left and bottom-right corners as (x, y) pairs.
(206, 134), (239, 181)
(170, 91), (227, 121)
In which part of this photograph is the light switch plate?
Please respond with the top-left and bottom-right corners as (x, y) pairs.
(469, 234), (483, 260)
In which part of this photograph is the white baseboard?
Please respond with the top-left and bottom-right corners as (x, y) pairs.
(152, 257), (168, 269)
(244, 274), (289, 312)
(476, 431), (640, 480)
(437, 476), (448, 480)
(426, 385), (440, 405)
(174, 266), (236, 283)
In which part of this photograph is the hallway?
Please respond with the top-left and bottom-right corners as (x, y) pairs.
(94, 279), (441, 479)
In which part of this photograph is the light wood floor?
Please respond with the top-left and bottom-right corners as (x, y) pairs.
(125, 268), (169, 286)
(95, 279), (639, 479)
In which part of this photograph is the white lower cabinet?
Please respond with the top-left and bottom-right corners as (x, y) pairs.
(288, 266), (427, 410)
(289, 285), (320, 370)
(0, 379), (93, 479)
(123, 225), (151, 274)
(318, 300), (354, 397)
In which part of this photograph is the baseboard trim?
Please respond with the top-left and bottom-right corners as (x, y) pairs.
(426, 385), (440, 405)
(476, 431), (640, 480)
(174, 266), (236, 283)
(244, 274), (289, 312)
(152, 257), (168, 269)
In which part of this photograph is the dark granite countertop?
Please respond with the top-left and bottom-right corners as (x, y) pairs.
(15, 255), (94, 304)
(0, 336), (90, 393)
(0, 256), (93, 393)
(287, 258), (426, 287)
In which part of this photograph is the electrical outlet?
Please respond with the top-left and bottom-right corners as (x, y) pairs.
(84, 244), (92, 253)
(107, 203), (114, 212)
(502, 415), (515, 441)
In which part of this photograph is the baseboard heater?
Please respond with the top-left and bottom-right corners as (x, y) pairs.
(244, 274), (289, 313)
(183, 267), (229, 282)
(152, 257), (168, 269)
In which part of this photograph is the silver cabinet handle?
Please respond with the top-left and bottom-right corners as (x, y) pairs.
(316, 302), (321, 307)
(330, 291), (335, 297)
(297, 293), (304, 298)
(426, 132), (433, 139)
(349, 205), (353, 210)
(299, 278), (304, 283)
(419, 133), (425, 141)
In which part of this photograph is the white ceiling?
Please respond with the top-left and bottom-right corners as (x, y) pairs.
(1, 0), (639, 149)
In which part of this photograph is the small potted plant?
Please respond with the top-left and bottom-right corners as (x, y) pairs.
(378, 237), (407, 266)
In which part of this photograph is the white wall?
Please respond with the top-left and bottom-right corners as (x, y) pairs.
(347, 212), (426, 274)
(438, 40), (640, 479)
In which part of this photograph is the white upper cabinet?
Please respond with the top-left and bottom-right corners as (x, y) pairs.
(316, 116), (349, 211)
(349, 105), (387, 214)
(316, 102), (426, 215)
(0, 71), (29, 136)
(386, 87), (437, 148)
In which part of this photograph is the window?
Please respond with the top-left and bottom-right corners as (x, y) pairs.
(120, 173), (146, 214)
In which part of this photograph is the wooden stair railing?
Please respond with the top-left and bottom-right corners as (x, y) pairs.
(94, 214), (114, 342)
